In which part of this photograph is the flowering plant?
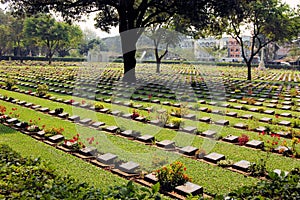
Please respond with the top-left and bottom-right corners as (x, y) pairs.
(238, 134), (249, 146)
(44, 127), (64, 138)
(131, 109), (140, 119)
(155, 161), (191, 191)
(63, 134), (85, 151)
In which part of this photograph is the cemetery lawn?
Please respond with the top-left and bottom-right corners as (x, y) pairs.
(0, 124), (127, 192)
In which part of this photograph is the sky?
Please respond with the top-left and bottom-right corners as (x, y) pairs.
(1, 0), (299, 38)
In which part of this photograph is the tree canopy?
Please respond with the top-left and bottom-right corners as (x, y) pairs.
(218, 0), (300, 80)
(24, 14), (83, 64)
(1, 0), (238, 82)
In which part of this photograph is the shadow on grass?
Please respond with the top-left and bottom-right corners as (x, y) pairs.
(0, 124), (17, 135)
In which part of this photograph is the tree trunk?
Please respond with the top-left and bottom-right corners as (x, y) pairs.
(120, 30), (138, 83)
(156, 60), (161, 73)
(123, 50), (136, 82)
(247, 61), (251, 80)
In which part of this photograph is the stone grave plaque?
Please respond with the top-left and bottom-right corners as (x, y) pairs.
(183, 114), (196, 120)
(278, 120), (291, 126)
(149, 119), (161, 125)
(156, 140), (175, 149)
(32, 105), (41, 109)
(198, 100), (206, 104)
(280, 113), (292, 118)
(270, 100), (278, 104)
(111, 110), (122, 116)
(259, 117), (272, 123)
(103, 126), (119, 133)
(199, 107), (208, 112)
(99, 108), (110, 113)
(175, 182), (203, 196)
(274, 146), (290, 153)
(122, 113), (132, 119)
(120, 130), (141, 138)
(254, 102), (263, 106)
(96, 153), (117, 165)
(91, 121), (105, 128)
(17, 101), (26, 105)
(201, 130), (216, 137)
(282, 101), (292, 105)
(39, 107), (49, 112)
(119, 161), (140, 173)
(80, 146), (97, 156)
(80, 104), (90, 108)
(249, 107), (258, 112)
(48, 134), (64, 143)
(137, 135), (155, 143)
(226, 112), (238, 117)
(179, 146), (198, 156)
(71, 102), (80, 106)
(233, 160), (250, 172)
(182, 126), (197, 133)
(199, 117), (211, 123)
(228, 99), (237, 103)
(234, 123), (248, 129)
(240, 114), (253, 119)
(264, 110), (275, 115)
(281, 106), (291, 110)
(58, 113), (69, 118)
(79, 118), (92, 125)
(215, 120), (229, 126)
(239, 100), (247, 104)
(145, 173), (158, 183)
(255, 126), (267, 132)
(151, 99), (160, 103)
(68, 115), (80, 122)
(257, 98), (265, 102)
(203, 152), (225, 164)
(233, 105), (243, 109)
(135, 116), (146, 122)
(246, 140), (264, 149)
(266, 104), (276, 108)
(223, 135), (239, 143)
(276, 131), (291, 138)
(6, 118), (19, 124)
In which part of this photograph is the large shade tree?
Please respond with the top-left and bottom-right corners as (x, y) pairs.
(219, 0), (300, 80)
(1, 0), (238, 82)
(24, 14), (83, 64)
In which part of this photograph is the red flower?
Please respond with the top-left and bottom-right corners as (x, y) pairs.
(275, 114), (279, 118)
(184, 167), (187, 171)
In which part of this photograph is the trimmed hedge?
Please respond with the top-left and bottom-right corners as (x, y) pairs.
(0, 56), (86, 62)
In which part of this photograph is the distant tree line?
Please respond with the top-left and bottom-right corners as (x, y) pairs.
(0, 10), (108, 64)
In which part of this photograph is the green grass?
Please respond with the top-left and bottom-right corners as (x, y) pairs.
(0, 99), (259, 195)
(0, 124), (127, 192)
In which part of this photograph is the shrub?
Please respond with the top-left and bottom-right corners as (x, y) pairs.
(5, 76), (16, 90)
(249, 159), (267, 177)
(55, 108), (64, 114)
(131, 109), (140, 119)
(155, 161), (191, 191)
(217, 159), (234, 167)
(170, 118), (184, 128)
(36, 83), (49, 96)
(226, 168), (300, 199)
(94, 102), (104, 110)
(238, 134), (249, 146)
(44, 127), (64, 137)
